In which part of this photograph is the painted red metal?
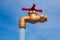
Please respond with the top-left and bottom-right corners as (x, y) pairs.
(22, 4), (42, 12)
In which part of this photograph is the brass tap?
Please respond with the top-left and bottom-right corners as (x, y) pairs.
(19, 4), (47, 28)
(19, 10), (47, 28)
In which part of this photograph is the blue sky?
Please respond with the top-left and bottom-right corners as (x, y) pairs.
(0, 0), (60, 40)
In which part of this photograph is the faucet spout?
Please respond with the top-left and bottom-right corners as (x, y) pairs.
(19, 16), (29, 28)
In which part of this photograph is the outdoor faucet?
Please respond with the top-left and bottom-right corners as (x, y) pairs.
(19, 4), (47, 28)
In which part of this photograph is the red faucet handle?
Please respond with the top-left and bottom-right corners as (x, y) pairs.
(22, 8), (42, 12)
(22, 4), (43, 12)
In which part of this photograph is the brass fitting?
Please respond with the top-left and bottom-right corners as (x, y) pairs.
(19, 11), (47, 28)
(40, 14), (47, 23)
